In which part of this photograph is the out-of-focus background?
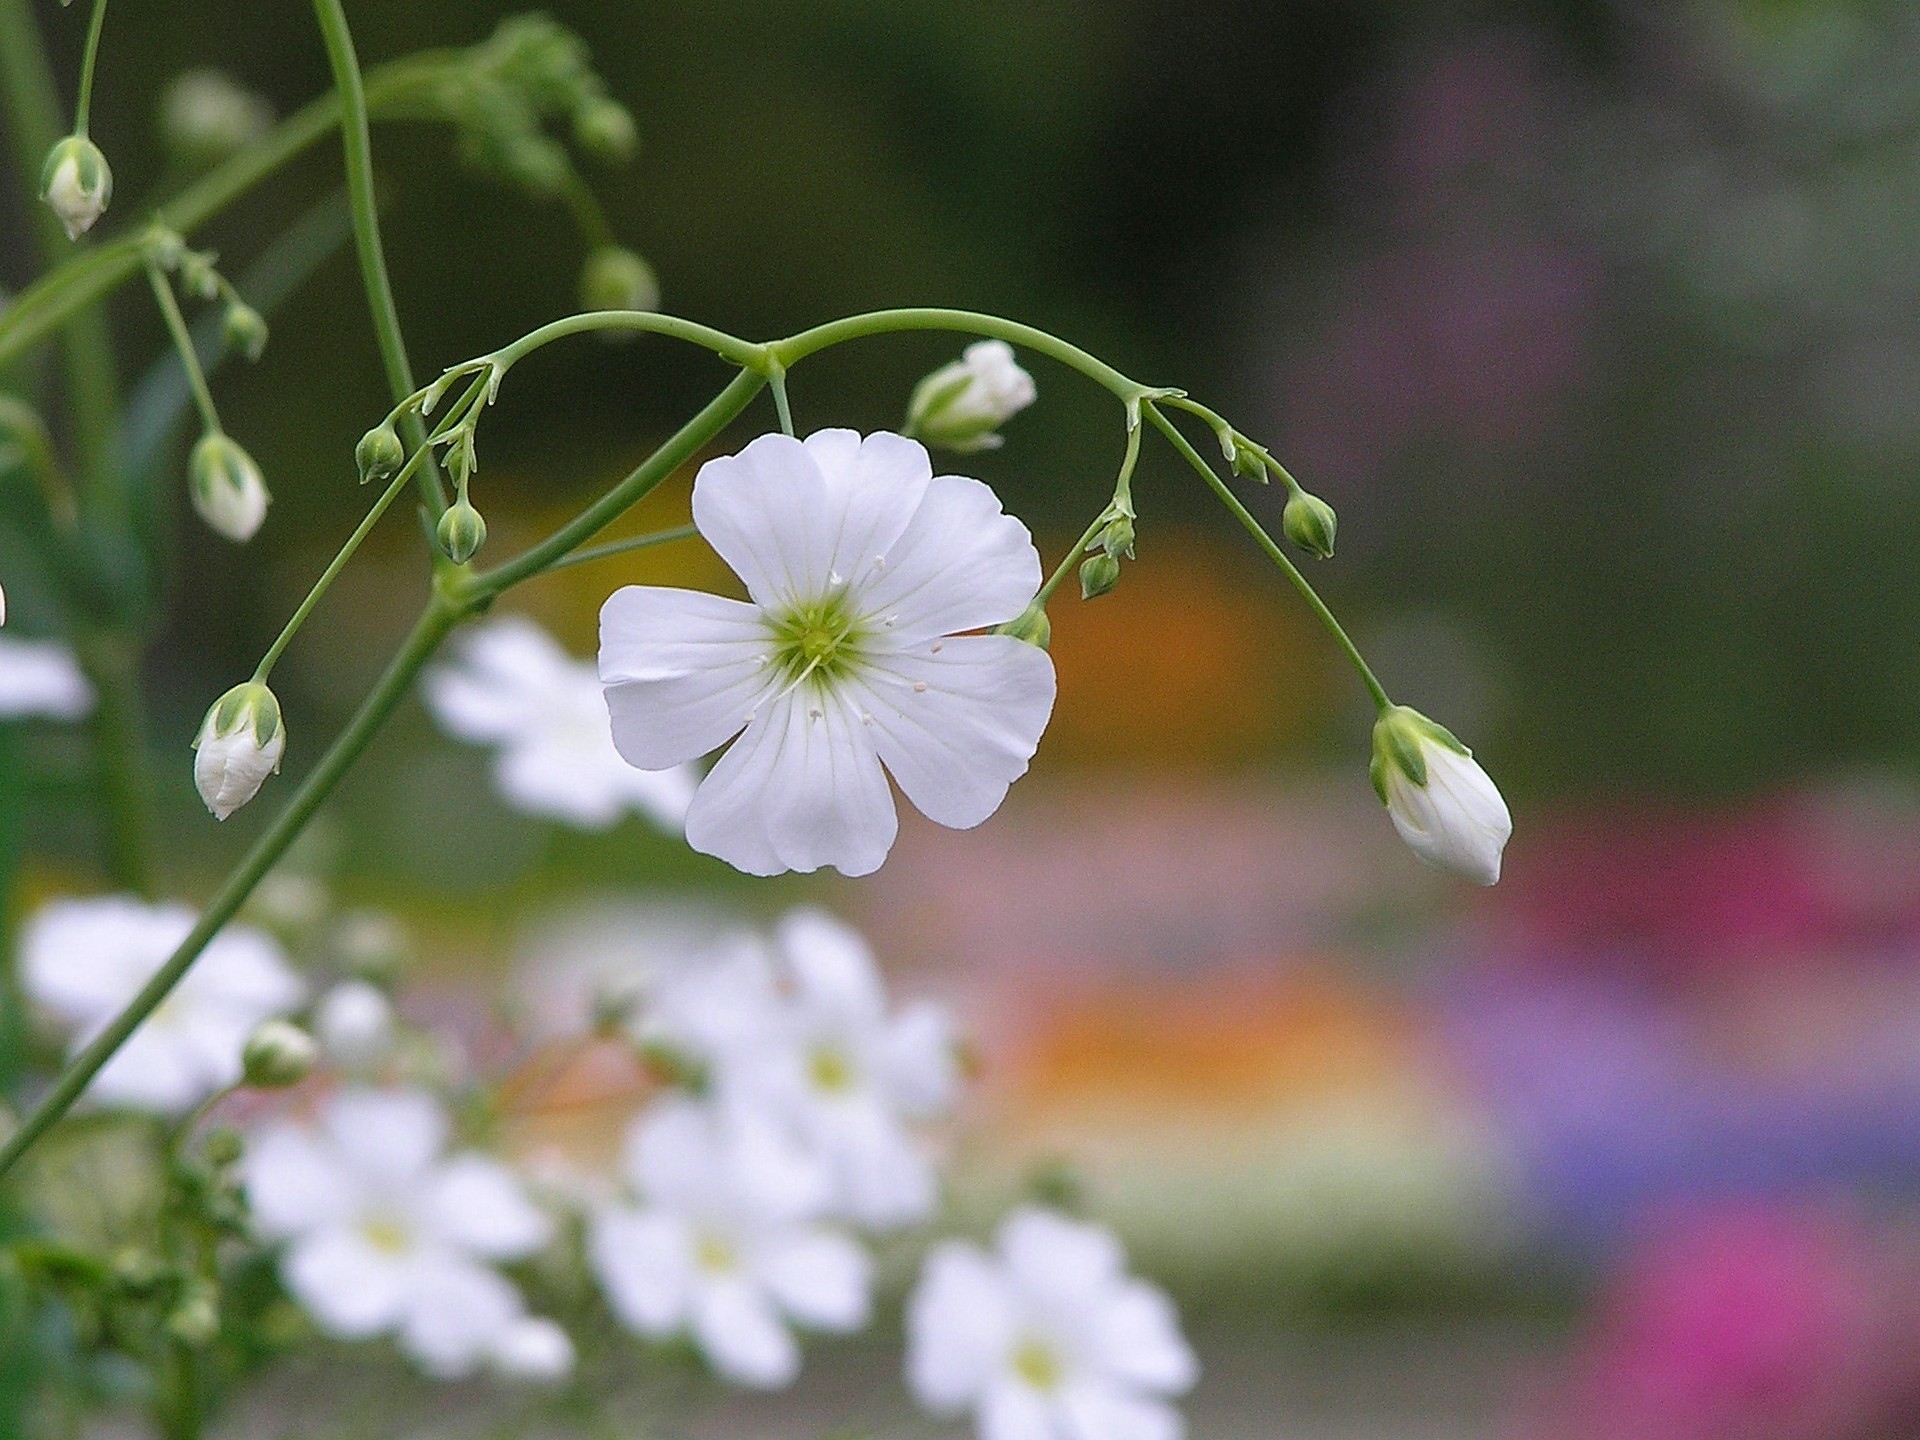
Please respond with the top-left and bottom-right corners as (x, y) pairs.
(11, 0), (1920, 1436)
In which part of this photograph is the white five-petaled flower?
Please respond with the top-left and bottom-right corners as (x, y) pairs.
(427, 614), (698, 832)
(588, 1097), (872, 1389)
(723, 909), (959, 1229)
(599, 429), (1056, 877)
(905, 341), (1039, 453)
(907, 1208), (1198, 1440)
(243, 1086), (560, 1379)
(19, 896), (303, 1114)
(1369, 705), (1512, 886)
(0, 634), (96, 720)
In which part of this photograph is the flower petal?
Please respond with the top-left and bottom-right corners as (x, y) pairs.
(1057, 1385), (1186, 1440)
(282, 1228), (413, 1337)
(590, 1205), (694, 1334)
(600, 587), (773, 769)
(424, 616), (570, 743)
(848, 634), (1055, 829)
(398, 1255), (527, 1379)
(980, 1382), (1058, 1440)
(907, 1242), (1017, 1412)
(684, 688), (898, 878)
(692, 432), (929, 609)
(1087, 1282), (1198, 1395)
(322, 1087), (447, 1182)
(425, 1154), (552, 1259)
(692, 1274), (801, 1389)
(853, 474), (1042, 642)
(776, 908), (887, 1024)
(880, 1001), (960, 1117)
(243, 1123), (362, 1238)
(758, 1227), (873, 1332)
(1000, 1208), (1125, 1303)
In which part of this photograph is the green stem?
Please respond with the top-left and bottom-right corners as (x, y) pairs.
(0, 599), (466, 1182)
(537, 523), (699, 575)
(73, 0), (108, 136)
(1144, 403), (1390, 712)
(143, 260), (221, 435)
(252, 455), (426, 682)
(1035, 513), (1109, 607)
(488, 310), (767, 372)
(771, 308), (1150, 406)
(465, 368), (767, 598)
(770, 369), (795, 437)
(0, 51), (453, 373)
(311, 0), (447, 517)
(0, 0), (125, 519)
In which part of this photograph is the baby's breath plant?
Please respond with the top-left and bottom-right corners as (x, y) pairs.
(0, 2), (1514, 1436)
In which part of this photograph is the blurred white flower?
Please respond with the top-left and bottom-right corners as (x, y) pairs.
(907, 1208), (1197, 1440)
(588, 1097), (871, 1389)
(600, 429), (1056, 877)
(19, 896), (303, 1114)
(159, 69), (274, 164)
(243, 1086), (559, 1378)
(1370, 705), (1512, 886)
(726, 909), (959, 1229)
(0, 634), (95, 719)
(490, 1315), (577, 1382)
(427, 614), (697, 832)
(905, 340), (1038, 452)
(312, 980), (395, 1071)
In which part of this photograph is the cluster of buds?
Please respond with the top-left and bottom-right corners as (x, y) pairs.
(903, 340), (1037, 453)
(1079, 509), (1135, 601)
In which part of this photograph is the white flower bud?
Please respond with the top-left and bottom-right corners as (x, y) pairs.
(903, 340), (1036, 452)
(490, 1317), (576, 1383)
(1370, 706), (1511, 885)
(39, 136), (113, 241)
(160, 69), (274, 166)
(193, 681), (285, 820)
(241, 1018), (317, 1089)
(313, 980), (394, 1070)
(188, 433), (270, 542)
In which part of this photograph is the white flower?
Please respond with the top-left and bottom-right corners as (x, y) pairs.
(39, 136), (112, 240)
(312, 980), (395, 1071)
(193, 681), (284, 820)
(588, 1097), (872, 1389)
(0, 634), (95, 719)
(243, 1086), (558, 1378)
(907, 1208), (1197, 1440)
(427, 614), (697, 832)
(1369, 705), (1512, 886)
(723, 909), (959, 1229)
(187, 432), (270, 542)
(19, 896), (303, 1114)
(905, 341), (1038, 452)
(599, 429), (1056, 877)
(160, 69), (274, 164)
(490, 1315), (577, 1382)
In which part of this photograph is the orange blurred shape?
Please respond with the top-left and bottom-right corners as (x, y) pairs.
(494, 1035), (661, 1184)
(1041, 530), (1329, 768)
(990, 969), (1427, 1133)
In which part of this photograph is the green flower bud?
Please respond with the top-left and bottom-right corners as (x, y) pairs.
(437, 498), (488, 564)
(200, 1127), (244, 1167)
(355, 422), (406, 485)
(1282, 490), (1338, 559)
(1099, 515), (1136, 560)
(39, 135), (112, 240)
(221, 302), (268, 362)
(166, 1282), (220, 1346)
(573, 96), (638, 163)
(1079, 552), (1121, 600)
(241, 1019), (317, 1089)
(178, 250), (221, 301)
(994, 602), (1051, 650)
(580, 245), (660, 315)
(188, 432), (270, 542)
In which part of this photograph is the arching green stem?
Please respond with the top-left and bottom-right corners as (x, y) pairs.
(1144, 402), (1390, 713)
(143, 259), (221, 435)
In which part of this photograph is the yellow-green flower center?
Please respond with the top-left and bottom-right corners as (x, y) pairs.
(807, 1044), (857, 1094)
(694, 1230), (739, 1273)
(771, 593), (866, 688)
(361, 1216), (412, 1254)
(1010, 1337), (1063, 1391)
